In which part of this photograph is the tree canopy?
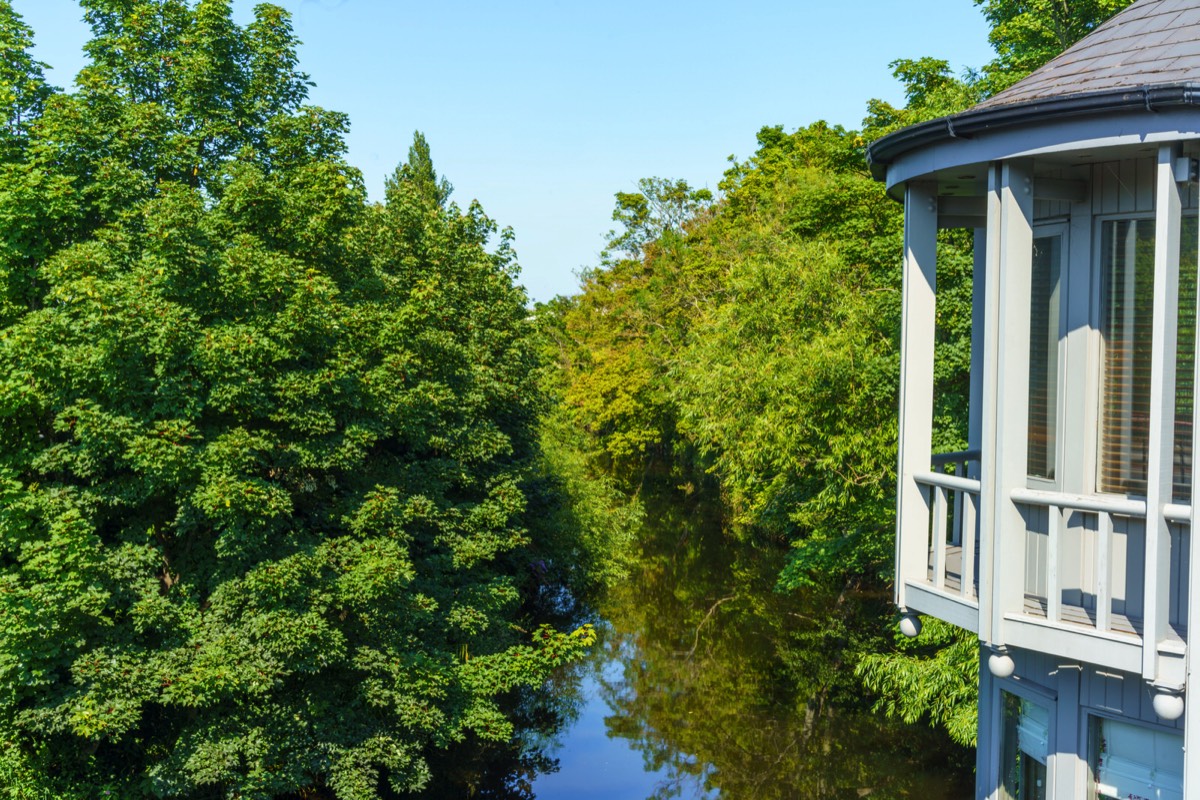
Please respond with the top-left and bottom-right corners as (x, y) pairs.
(976, 0), (1137, 90)
(0, 2), (601, 797)
(550, 0), (1137, 753)
(0, 0), (1149, 792)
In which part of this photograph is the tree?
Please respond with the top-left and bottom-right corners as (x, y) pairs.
(603, 177), (713, 263)
(975, 0), (1137, 91)
(386, 131), (453, 211)
(862, 58), (983, 141)
(0, 4), (593, 798)
(0, 0), (53, 162)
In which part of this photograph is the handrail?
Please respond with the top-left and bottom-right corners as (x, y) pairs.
(1010, 487), (1146, 518)
(1163, 503), (1191, 524)
(1009, 487), (1169, 635)
(915, 471), (982, 494)
(931, 449), (981, 467)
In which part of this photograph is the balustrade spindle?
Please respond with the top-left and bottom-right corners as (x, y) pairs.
(932, 486), (948, 590)
(1096, 512), (1113, 633)
(1047, 504), (1062, 623)
(951, 459), (965, 548)
(962, 492), (978, 600)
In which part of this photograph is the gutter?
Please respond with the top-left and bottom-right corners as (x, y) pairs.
(866, 83), (1200, 182)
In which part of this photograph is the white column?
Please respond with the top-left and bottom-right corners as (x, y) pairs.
(978, 165), (1002, 647)
(1184, 152), (1200, 800)
(976, 647), (998, 800)
(1145, 143), (1182, 680)
(895, 181), (938, 611)
(1054, 663), (1083, 800)
(986, 159), (1035, 644)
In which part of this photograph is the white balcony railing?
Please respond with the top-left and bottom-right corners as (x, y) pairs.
(914, 450), (981, 602)
(1010, 488), (1189, 645)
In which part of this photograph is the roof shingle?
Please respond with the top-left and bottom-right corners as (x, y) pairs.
(976, 0), (1200, 109)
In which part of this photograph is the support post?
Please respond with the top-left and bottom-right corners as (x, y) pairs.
(1047, 505), (1061, 622)
(1145, 143), (1182, 680)
(986, 159), (1035, 644)
(1184, 152), (1200, 800)
(895, 182), (939, 612)
(978, 166), (1002, 647)
(976, 646), (998, 800)
(1096, 512), (1113, 633)
(1054, 663), (1083, 800)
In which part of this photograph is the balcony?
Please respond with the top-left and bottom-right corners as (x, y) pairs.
(892, 156), (1200, 690)
(899, 447), (1192, 683)
(1007, 489), (1189, 681)
(905, 450), (982, 632)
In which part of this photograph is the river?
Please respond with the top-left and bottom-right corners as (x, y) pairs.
(526, 490), (975, 799)
(418, 489), (975, 798)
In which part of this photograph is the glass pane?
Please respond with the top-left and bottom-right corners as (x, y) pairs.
(1099, 219), (1156, 495)
(1089, 715), (1183, 800)
(1097, 216), (1200, 500)
(1174, 216), (1198, 501)
(1001, 692), (1049, 800)
(1028, 235), (1062, 479)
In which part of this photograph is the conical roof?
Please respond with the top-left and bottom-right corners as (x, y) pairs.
(977, 0), (1200, 109)
(868, 0), (1200, 180)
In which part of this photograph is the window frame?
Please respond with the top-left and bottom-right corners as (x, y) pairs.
(993, 680), (1058, 800)
(1090, 210), (1156, 500)
(1083, 709), (1184, 800)
(1087, 210), (1200, 500)
(1027, 221), (1070, 491)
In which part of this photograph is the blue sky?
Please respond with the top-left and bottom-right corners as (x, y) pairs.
(14, 0), (996, 302)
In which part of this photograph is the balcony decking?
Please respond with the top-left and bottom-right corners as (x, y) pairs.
(1020, 595), (1187, 644)
(927, 544), (976, 597)
(902, 449), (1192, 681)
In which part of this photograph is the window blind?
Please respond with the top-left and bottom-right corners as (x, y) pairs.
(1098, 216), (1199, 499)
(1173, 216), (1197, 501)
(1028, 235), (1061, 479)
(1099, 219), (1156, 496)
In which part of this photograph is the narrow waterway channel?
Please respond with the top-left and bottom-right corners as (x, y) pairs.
(531, 490), (975, 799)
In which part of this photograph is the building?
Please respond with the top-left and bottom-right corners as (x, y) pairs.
(867, 1), (1200, 798)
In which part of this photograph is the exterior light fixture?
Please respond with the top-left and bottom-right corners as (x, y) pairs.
(1153, 689), (1185, 721)
(988, 649), (1016, 679)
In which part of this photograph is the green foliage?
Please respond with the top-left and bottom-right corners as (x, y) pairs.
(856, 619), (980, 747)
(0, 1), (53, 163)
(596, 491), (973, 799)
(975, 0), (1137, 91)
(561, 121), (974, 586)
(385, 131), (452, 211)
(527, 404), (642, 597)
(0, 3), (596, 798)
(863, 57), (984, 141)
(604, 177), (714, 263)
(676, 125), (909, 584)
(558, 177), (722, 484)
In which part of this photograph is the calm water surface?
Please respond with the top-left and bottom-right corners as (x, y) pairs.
(529, 493), (974, 799)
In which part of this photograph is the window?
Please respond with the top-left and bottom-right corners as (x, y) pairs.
(1098, 219), (1156, 495)
(1001, 692), (1049, 800)
(1173, 216), (1198, 501)
(1028, 233), (1063, 480)
(1088, 716), (1182, 800)
(1097, 216), (1198, 498)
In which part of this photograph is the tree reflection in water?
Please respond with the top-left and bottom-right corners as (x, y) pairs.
(416, 487), (974, 798)
(593, 490), (974, 800)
